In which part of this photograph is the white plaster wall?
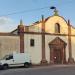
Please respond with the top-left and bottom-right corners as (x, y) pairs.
(29, 23), (42, 32)
(24, 34), (42, 64)
(0, 36), (20, 58)
(71, 36), (75, 60)
(45, 16), (68, 34)
(71, 27), (75, 35)
(45, 35), (69, 63)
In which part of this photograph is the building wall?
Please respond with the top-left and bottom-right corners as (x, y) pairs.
(23, 15), (75, 64)
(0, 36), (20, 58)
(24, 34), (42, 64)
(71, 36), (75, 60)
(24, 34), (75, 64)
(0, 14), (75, 65)
(71, 27), (75, 35)
(28, 23), (42, 32)
(45, 16), (68, 34)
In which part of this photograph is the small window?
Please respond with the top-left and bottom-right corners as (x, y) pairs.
(30, 39), (35, 46)
(55, 23), (60, 33)
(9, 55), (13, 59)
(6, 55), (13, 60)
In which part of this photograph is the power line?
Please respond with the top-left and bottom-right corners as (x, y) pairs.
(0, 0), (74, 17)
(0, 6), (50, 16)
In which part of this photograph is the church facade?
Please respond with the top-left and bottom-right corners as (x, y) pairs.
(0, 9), (75, 65)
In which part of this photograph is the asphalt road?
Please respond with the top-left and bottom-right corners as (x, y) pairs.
(0, 65), (75, 75)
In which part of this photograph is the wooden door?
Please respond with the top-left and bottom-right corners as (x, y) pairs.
(53, 49), (62, 64)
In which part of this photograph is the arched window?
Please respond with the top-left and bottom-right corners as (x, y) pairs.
(30, 39), (35, 46)
(55, 23), (60, 33)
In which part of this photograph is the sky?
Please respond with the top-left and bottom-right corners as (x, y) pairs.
(0, 0), (75, 32)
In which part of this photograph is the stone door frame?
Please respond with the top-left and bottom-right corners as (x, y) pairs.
(49, 37), (67, 64)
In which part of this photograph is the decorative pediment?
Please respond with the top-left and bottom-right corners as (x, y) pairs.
(49, 37), (67, 46)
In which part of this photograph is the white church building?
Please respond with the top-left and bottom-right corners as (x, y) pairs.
(0, 8), (75, 65)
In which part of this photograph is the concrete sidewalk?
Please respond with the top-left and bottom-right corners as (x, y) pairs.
(32, 64), (75, 69)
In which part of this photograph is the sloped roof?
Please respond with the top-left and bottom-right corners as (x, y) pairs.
(10, 15), (75, 33)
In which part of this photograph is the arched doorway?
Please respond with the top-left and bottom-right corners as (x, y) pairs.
(49, 37), (67, 64)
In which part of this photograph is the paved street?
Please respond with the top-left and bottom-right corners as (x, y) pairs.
(0, 65), (75, 75)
